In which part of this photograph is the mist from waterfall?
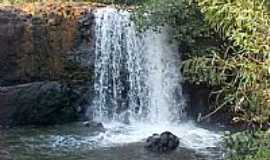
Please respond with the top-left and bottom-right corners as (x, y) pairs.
(88, 7), (221, 151)
(91, 7), (185, 125)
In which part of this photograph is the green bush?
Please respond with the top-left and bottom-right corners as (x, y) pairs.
(134, 0), (270, 126)
(134, 1), (270, 159)
(225, 131), (270, 160)
(0, 0), (144, 5)
(189, 0), (270, 126)
(133, 0), (213, 50)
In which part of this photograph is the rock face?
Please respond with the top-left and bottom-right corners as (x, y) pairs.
(145, 131), (180, 153)
(183, 83), (232, 125)
(0, 2), (97, 86)
(0, 2), (101, 126)
(0, 130), (11, 160)
(0, 81), (84, 126)
(0, 146), (11, 160)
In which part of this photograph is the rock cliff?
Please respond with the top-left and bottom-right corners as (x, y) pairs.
(0, 2), (105, 126)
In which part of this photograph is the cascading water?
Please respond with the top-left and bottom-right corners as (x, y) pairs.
(91, 7), (149, 123)
(89, 7), (221, 151)
(1, 6), (226, 160)
(91, 7), (185, 125)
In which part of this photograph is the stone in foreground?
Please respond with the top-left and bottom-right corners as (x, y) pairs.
(82, 121), (106, 132)
(83, 121), (103, 128)
(145, 131), (180, 153)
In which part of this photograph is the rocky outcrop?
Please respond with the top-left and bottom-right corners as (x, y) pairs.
(0, 149), (11, 160)
(0, 6), (30, 86)
(0, 2), (102, 126)
(0, 2), (99, 86)
(0, 81), (86, 126)
(82, 121), (105, 132)
(0, 129), (11, 160)
(0, 145), (11, 160)
(145, 131), (180, 153)
(0, 141), (11, 160)
(183, 83), (232, 125)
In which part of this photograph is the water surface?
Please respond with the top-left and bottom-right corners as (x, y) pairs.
(3, 122), (224, 160)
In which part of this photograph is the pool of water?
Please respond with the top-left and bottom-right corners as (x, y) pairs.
(3, 122), (225, 160)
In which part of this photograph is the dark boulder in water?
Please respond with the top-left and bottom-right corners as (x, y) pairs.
(0, 148), (11, 160)
(0, 81), (83, 126)
(145, 131), (180, 153)
(82, 121), (105, 131)
(0, 130), (11, 160)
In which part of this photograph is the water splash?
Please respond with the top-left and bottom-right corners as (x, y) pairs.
(91, 7), (148, 123)
(89, 6), (221, 151)
(91, 7), (185, 124)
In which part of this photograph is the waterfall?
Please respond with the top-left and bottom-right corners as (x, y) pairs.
(87, 7), (221, 151)
(91, 7), (186, 125)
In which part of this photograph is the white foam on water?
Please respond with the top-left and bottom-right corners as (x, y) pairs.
(86, 6), (222, 153)
(89, 121), (221, 150)
(5, 7), (222, 160)
(45, 121), (220, 155)
(91, 6), (186, 126)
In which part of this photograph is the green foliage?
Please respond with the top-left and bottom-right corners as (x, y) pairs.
(189, 0), (270, 126)
(182, 48), (270, 126)
(133, 0), (213, 49)
(134, 0), (270, 126)
(197, 0), (270, 55)
(134, 1), (270, 159)
(224, 130), (270, 160)
(93, 0), (144, 5)
(0, 0), (144, 5)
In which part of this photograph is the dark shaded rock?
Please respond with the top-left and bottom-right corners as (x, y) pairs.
(82, 121), (105, 131)
(0, 3), (99, 127)
(145, 131), (180, 153)
(72, 11), (95, 69)
(0, 81), (82, 126)
(183, 83), (232, 126)
(0, 5), (98, 126)
(0, 149), (11, 160)
(0, 4), (97, 86)
(123, 112), (131, 124)
(0, 8), (29, 86)
(0, 130), (12, 160)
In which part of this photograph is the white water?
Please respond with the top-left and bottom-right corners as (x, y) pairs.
(89, 7), (221, 151)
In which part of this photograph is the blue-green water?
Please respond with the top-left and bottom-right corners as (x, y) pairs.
(2, 122), (224, 160)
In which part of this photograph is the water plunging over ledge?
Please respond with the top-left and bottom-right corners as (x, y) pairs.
(2, 7), (224, 160)
(88, 6), (221, 152)
(91, 7), (185, 124)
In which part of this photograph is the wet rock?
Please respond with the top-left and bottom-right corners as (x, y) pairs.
(82, 121), (105, 131)
(145, 131), (179, 153)
(0, 81), (81, 126)
(122, 112), (130, 124)
(72, 11), (95, 69)
(0, 4), (96, 86)
(183, 83), (232, 125)
(0, 130), (11, 160)
(83, 121), (102, 128)
(0, 150), (11, 160)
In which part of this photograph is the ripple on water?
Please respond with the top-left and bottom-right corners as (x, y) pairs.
(4, 122), (224, 160)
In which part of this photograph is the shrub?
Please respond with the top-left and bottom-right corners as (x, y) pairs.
(225, 130), (270, 160)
